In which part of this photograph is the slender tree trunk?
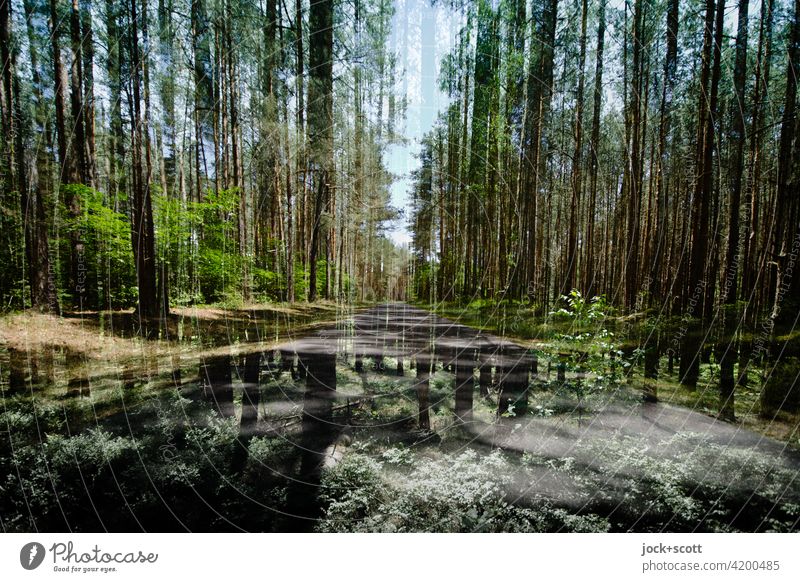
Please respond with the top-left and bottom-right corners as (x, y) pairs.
(681, 0), (718, 388)
(624, 0), (644, 309)
(49, 0), (83, 307)
(772, 0), (800, 324)
(81, 2), (97, 188)
(585, 0), (605, 298)
(650, 0), (679, 304)
(307, 0), (333, 302)
(739, 0), (774, 386)
(69, 0), (87, 184)
(565, 0), (588, 295)
(718, 0), (749, 421)
(22, 0), (58, 312)
(0, 0), (13, 186)
(129, 0), (159, 324)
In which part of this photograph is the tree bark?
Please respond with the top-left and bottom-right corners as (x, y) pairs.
(585, 0), (606, 298)
(307, 0), (333, 302)
(681, 0), (718, 388)
(718, 0), (749, 421)
(565, 0), (588, 295)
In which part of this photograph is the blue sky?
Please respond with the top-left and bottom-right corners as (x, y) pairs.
(385, 0), (461, 246)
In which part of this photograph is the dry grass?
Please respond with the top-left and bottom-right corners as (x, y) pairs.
(0, 312), (135, 357)
(0, 301), (345, 375)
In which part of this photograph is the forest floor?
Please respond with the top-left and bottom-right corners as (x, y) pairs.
(0, 300), (347, 359)
(0, 300), (350, 422)
(420, 300), (800, 450)
(2, 301), (799, 532)
(2, 300), (797, 448)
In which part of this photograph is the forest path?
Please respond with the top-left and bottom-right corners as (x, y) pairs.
(191, 302), (800, 530)
(283, 302), (799, 466)
(325, 303), (800, 522)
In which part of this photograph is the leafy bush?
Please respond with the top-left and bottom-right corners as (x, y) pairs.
(156, 188), (247, 304)
(551, 289), (614, 323)
(252, 266), (284, 301)
(317, 449), (611, 532)
(62, 184), (137, 308)
(580, 433), (800, 531)
(316, 454), (386, 531)
(245, 436), (296, 480)
(0, 393), (278, 531)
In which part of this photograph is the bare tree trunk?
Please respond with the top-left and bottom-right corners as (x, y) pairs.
(307, 0), (333, 302)
(681, 0), (719, 389)
(69, 0), (87, 184)
(739, 0), (774, 386)
(81, 3), (97, 188)
(718, 0), (749, 421)
(650, 0), (679, 304)
(623, 0), (644, 309)
(772, 0), (800, 324)
(566, 0), (588, 295)
(585, 0), (605, 298)
(20, 0), (58, 312)
(129, 0), (159, 325)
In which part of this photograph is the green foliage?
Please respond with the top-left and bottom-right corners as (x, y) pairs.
(62, 184), (137, 308)
(0, 187), (24, 309)
(316, 454), (386, 530)
(196, 189), (243, 302)
(546, 325), (628, 412)
(412, 262), (433, 302)
(245, 437), (296, 479)
(317, 449), (611, 532)
(0, 426), (140, 530)
(581, 433), (800, 531)
(466, 297), (501, 311)
(155, 188), (254, 304)
(551, 289), (613, 323)
(252, 266), (283, 300)
(0, 393), (279, 531)
(154, 193), (201, 305)
(380, 444), (414, 466)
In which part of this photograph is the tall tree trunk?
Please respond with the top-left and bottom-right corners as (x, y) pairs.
(566, 0), (588, 294)
(739, 0), (774, 385)
(49, 0), (70, 177)
(1, 0), (16, 188)
(82, 2), (97, 188)
(650, 0), (679, 304)
(49, 0), (83, 307)
(106, 0), (124, 204)
(772, 0), (800, 324)
(585, 0), (605, 298)
(69, 0), (87, 184)
(516, 0), (557, 305)
(705, 0), (725, 323)
(681, 0), (719, 388)
(68, 0), (87, 309)
(623, 0), (644, 309)
(130, 0), (159, 324)
(22, 0), (58, 312)
(718, 0), (749, 421)
(307, 0), (333, 302)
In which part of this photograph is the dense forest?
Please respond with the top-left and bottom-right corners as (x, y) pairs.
(1, 0), (800, 534)
(0, 0), (798, 412)
(408, 0), (800, 414)
(412, 0), (800, 317)
(0, 0), (408, 320)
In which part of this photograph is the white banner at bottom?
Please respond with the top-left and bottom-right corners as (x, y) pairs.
(1, 533), (797, 581)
